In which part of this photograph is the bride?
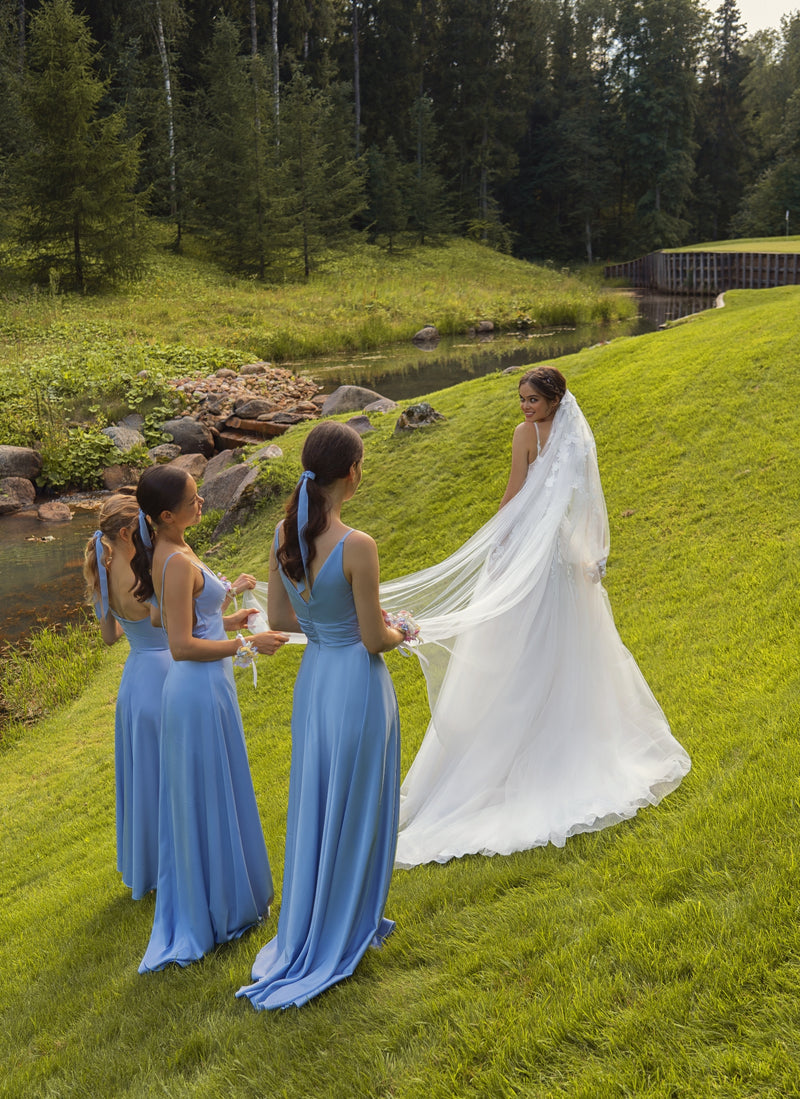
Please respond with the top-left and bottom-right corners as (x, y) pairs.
(380, 366), (691, 867)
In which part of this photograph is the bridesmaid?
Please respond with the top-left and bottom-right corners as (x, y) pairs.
(237, 421), (408, 1011)
(131, 465), (288, 972)
(83, 491), (170, 899)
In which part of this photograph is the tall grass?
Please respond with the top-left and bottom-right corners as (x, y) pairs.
(3, 284), (800, 1097)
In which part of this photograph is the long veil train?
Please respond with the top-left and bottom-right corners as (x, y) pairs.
(245, 392), (690, 866)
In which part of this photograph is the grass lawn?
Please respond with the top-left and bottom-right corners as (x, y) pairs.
(667, 236), (800, 253)
(2, 284), (800, 1097)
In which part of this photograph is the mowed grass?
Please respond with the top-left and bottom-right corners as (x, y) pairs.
(668, 235), (800, 253)
(3, 285), (800, 1097)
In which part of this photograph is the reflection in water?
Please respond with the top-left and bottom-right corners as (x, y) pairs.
(0, 507), (99, 645)
(297, 292), (715, 402)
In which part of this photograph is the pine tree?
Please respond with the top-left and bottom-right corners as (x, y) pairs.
(16, 0), (146, 291)
(278, 68), (364, 277)
(366, 136), (410, 250)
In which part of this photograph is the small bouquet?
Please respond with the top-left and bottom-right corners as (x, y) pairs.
(234, 633), (259, 686)
(382, 609), (421, 647)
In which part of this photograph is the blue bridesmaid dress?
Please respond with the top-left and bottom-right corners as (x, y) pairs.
(110, 612), (170, 899)
(139, 556), (273, 973)
(237, 530), (400, 1011)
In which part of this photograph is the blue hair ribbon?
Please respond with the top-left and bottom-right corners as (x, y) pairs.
(296, 470), (316, 593)
(93, 530), (110, 621)
(138, 509), (153, 551)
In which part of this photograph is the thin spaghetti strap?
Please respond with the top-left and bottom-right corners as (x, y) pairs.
(534, 421), (541, 457)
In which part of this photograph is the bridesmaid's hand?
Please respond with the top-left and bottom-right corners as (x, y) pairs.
(224, 607), (258, 631)
(229, 573), (257, 595)
(251, 630), (290, 656)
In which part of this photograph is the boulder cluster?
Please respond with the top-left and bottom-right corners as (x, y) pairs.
(0, 356), (447, 530)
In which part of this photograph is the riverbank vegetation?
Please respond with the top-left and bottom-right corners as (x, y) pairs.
(0, 237), (634, 488)
(3, 283), (800, 1096)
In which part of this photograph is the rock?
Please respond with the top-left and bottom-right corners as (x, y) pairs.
(102, 425), (146, 452)
(202, 450), (241, 483)
(320, 385), (385, 416)
(412, 325), (440, 344)
(262, 411), (305, 425)
(475, 319), (494, 333)
(234, 398), (276, 419)
(200, 463), (259, 514)
(0, 445), (43, 480)
(290, 401), (320, 415)
(346, 415), (375, 435)
(363, 397), (398, 414)
(240, 361), (270, 375)
(37, 500), (72, 522)
(148, 443), (182, 463)
(248, 444), (283, 463)
(215, 368), (238, 379)
(0, 476), (36, 515)
(159, 417), (215, 457)
(394, 402), (445, 434)
(102, 464), (141, 490)
(119, 412), (145, 431)
(167, 453), (208, 479)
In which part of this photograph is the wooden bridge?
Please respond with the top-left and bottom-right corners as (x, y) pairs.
(604, 250), (800, 293)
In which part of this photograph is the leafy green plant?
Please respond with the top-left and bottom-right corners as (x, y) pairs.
(37, 426), (119, 489)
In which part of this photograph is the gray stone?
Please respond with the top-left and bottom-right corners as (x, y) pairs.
(346, 415), (375, 435)
(412, 325), (440, 344)
(394, 401), (445, 434)
(102, 464), (140, 490)
(363, 397), (398, 414)
(200, 463), (259, 514)
(119, 412), (145, 431)
(167, 452), (208, 479)
(320, 385), (385, 416)
(234, 398), (276, 419)
(215, 368), (238, 379)
(248, 444), (283, 463)
(159, 417), (215, 457)
(240, 361), (270, 375)
(202, 450), (241, 483)
(102, 425), (146, 452)
(37, 500), (72, 522)
(474, 319), (494, 333)
(0, 476), (36, 515)
(0, 445), (42, 480)
(148, 443), (182, 463)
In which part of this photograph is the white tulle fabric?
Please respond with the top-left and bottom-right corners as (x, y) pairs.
(245, 391), (690, 867)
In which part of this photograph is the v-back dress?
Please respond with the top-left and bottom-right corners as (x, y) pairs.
(110, 611), (170, 899)
(139, 555), (273, 973)
(236, 531), (400, 1010)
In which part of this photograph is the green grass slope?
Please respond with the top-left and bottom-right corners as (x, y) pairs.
(3, 285), (800, 1097)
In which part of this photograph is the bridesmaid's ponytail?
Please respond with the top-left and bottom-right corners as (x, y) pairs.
(278, 422), (364, 583)
(132, 465), (190, 602)
(82, 493), (140, 605)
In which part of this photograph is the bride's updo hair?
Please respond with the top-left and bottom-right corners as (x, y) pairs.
(519, 366), (567, 405)
(130, 464), (191, 601)
(278, 421), (364, 583)
(82, 492), (140, 605)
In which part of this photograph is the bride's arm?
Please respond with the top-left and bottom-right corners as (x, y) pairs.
(499, 424), (532, 509)
(345, 532), (404, 654)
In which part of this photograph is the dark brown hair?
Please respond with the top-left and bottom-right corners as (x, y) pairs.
(518, 366), (567, 405)
(131, 465), (191, 601)
(278, 421), (364, 583)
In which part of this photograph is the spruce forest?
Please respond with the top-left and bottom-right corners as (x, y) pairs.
(1, 0), (799, 292)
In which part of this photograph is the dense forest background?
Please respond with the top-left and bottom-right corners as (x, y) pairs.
(1, 0), (799, 290)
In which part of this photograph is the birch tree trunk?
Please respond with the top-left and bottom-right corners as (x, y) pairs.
(151, 0), (179, 243)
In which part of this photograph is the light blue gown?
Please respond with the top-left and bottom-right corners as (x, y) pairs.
(236, 531), (400, 1011)
(139, 556), (273, 973)
(110, 612), (170, 899)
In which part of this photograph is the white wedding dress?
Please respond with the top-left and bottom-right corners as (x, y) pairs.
(379, 391), (691, 867)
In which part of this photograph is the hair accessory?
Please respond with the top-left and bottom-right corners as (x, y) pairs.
(234, 633), (258, 687)
(296, 470), (317, 592)
(93, 530), (110, 620)
(138, 509), (153, 551)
